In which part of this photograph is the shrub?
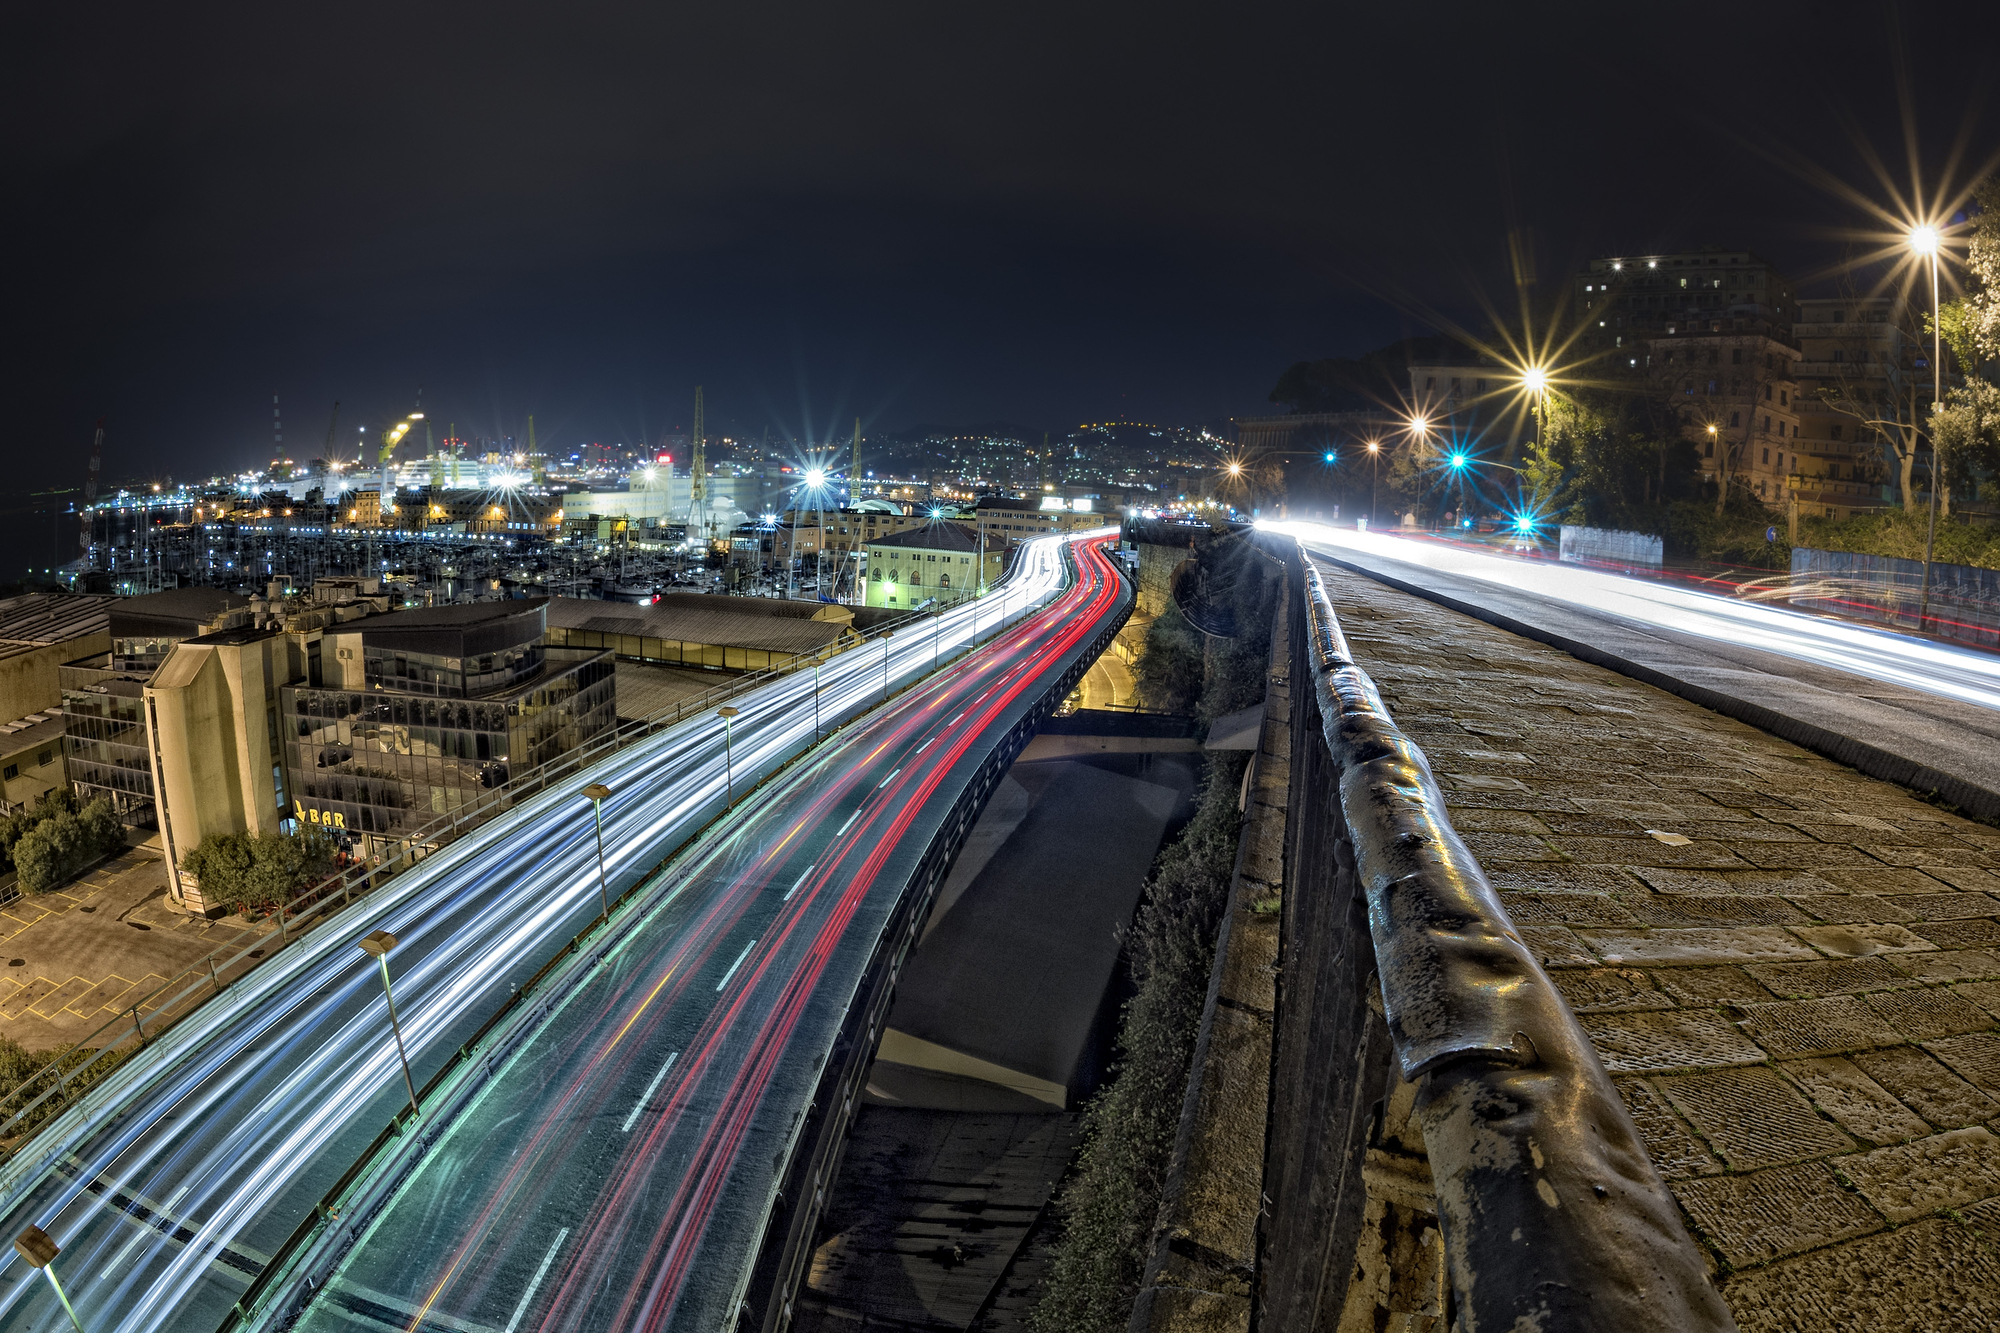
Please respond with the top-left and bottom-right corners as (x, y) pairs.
(181, 827), (337, 913)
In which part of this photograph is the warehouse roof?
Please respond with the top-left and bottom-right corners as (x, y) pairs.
(547, 597), (851, 655)
(864, 524), (984, 554)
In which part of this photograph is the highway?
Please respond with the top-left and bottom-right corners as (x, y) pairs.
(0, 534), (1101, 1333)
(279, 533), (1128, 1333)
(1273, 520), (2000, 711)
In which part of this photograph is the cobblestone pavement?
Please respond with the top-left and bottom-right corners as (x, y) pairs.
(1315, 557), (2000, 1331)
(1, 846), (267, 1050)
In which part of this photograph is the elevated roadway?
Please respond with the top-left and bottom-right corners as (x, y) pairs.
(0, 534), (1117, 1333)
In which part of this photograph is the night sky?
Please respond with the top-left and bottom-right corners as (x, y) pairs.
(3, 1), (1991, 572)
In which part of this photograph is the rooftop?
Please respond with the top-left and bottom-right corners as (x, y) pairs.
(0, 591), (116, 647)
(550, 597), (851, 656)
(865, 524), (985, 554)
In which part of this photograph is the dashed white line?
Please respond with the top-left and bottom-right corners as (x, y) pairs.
(835, 810), (859, 837)
(785, 866), (814, 902)
(877, 768), (901, 788)
(504, 1226), (571, 1331)
(621, 1052), (681, 1132)
(715, 939), (757, 992)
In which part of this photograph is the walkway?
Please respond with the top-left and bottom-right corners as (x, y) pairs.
(1316, 556), (2000, 1331)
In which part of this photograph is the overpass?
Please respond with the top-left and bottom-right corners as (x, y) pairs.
(0, 533), (1130, 1333)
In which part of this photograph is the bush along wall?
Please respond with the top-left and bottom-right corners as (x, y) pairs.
(1031, 533), (1278, 1332)
(4, 791), (126, 893)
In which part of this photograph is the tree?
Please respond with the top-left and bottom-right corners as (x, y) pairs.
(12, 797), (124, 893)
(180, 827), (337, 914)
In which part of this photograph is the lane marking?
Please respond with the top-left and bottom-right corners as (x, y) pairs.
(620, 1052), (681, 1132)
(835, 810), (859, 837)
(785, 866), (814, 902)
(877, 768), (901, 789)
(716, 940), (757, 992)
(504, 1226), (570, 1333)
(101, 1185), (189, 1280)
(913, 736), (934, 753)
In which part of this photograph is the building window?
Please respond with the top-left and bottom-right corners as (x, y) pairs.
(1830, 424), (1843, 440)
(1704, 439), (1714, 457)
(1762, 449), (1770, 463)
(1730, 411), (1741, 428)
(1764, 416), (1772, 432)
(1732, 349), (1743, 364)
(37, 749), (52, 766)
(2, 764), (15, 780)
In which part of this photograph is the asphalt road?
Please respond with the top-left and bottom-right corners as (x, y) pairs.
(283, 536), (1128, 1333)
(0, 536), (1092, 1333)
(1275, 522), (2000, 820)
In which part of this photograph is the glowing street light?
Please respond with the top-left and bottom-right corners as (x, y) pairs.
(581, 782), (614, 919)
(14, 1227), (85, 1332)
(358, 930), (420, 1119)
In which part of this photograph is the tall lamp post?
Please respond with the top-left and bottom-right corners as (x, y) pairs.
(581, 782), (613, 920)
(1365, 439), (1381, 527)
(358, 930), (420, 1119)
(717, 706), (740, 803)
(14, 1227), (85, 1333)
(1913, 224), (1945, 629)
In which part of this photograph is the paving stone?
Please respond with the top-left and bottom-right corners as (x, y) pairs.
(1912, 918), (2000, 950)
(1578, 926), (1819, 965)
(1496, 892), (1637, 927)
(1581, 1009), (1769, 1074)
(1548, 836), (1749, 868)
(1883, 892), (2000, 920)
(1862, 843), (1996, 869)
(1743, 954), (1913, 1000)
(1514, 925), (1598, 968)
(1549, 967), (1673, 1013)
(1656, 1065), (1855, 1168)
(1629, 867), (1747, 895)
(1671, 1162), (1881, 1266)
(1782, 893), (1915, 924)
(1735, 996), (1904, 1059)
(1838, 1127), (2000, 1222)
(1447, 808), (1550, 834)
(1781, 1057), (1933, 1145)
(1790, 923), (1934, 957)
(1483, 864), (1639, 896)
(1925, 1032), (2000, 1098)
(1721, 1216), (2000, 1331)
(1865, 986), (1997, 1040)
(1649, 966), (1776, 1006)
(1738, 843), (1884, 870)
(1675, 819), (1814, 843)
(1852, 1046), (2000, 1128)
(1458, 831), (1560, 861)
(1613, 1077), (1721, 1180)
(1626, 895), (1811, 927)
(1921, 866), (2000, 893)
(1889, 949), (2000, 982)
(1716, 869), (1841, 896)
(1815, 866), (1951, 894)
(1953, 980), (2000, 1018)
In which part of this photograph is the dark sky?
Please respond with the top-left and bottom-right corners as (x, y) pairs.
(4, 1), (1993, 515)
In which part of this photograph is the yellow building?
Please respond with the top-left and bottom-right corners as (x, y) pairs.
(863, 524), (1004, 609)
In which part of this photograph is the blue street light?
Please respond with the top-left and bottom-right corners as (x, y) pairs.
(1323, 451), (1336, 463)
(1448, 453), (1469, 469)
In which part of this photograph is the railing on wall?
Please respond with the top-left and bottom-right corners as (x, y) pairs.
(1788, 545), (2000, 650)
(0, 591), (1016, 1158)
(1259, 538), (1734, 1331)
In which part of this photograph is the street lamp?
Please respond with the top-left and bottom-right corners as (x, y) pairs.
(1912, 223), (1945, 628)
(581, 782), (613, 919)
(1366, 439), (1382, 527)
(14, 1227), (85, 1333)
(358, 930), (420, 1119)
(717, 706), (740, 803)
(1520, 365), (1550, 459)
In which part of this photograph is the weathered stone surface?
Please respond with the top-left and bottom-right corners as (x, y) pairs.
(1580, 1009), (1767, 1073)
(1925, 1030), (2000, 1098)
(1734, 996), (1903, 1059)
(1865, 985), (1996, 1040)
(1513, 924), (1597, 968)
(1613, 1077), (1721, 1180)
(1671, 1162), (1881, 1266)
(1789, 922), (1935, 956)
(1578, 926), (1819, 965)
(1780, 1057), (1932, 1145)
(1649, 965), (1776, 1006)
(1722, 1217), (2000, 1331)
(1883, 892), (2000, 920)
(1837, 1127), (2000, 1222)
(1851, 1046), (2000, 1128)
(1890, 948), (2000, 981)
(1548, 967), (1673, 1013)
(1742, 954), (1912, 999)
(1657, 1065), (1856, 1169)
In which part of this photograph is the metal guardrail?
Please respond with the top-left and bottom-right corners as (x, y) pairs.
(1265, 539), (1732, 1331)
(0, 592), (1008, 1157)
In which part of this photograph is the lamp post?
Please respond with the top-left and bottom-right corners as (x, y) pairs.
(1913, 224), (1945, 629)
(358, 930), (420, 1119)
(581, 782), (613, 920)
(717, 706), (740, 803)
(15, 1227), (85, 1333)
(1366, 440), (1381, 527)
(1520, 366), (1549, 464)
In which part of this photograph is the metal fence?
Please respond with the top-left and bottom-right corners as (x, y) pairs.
(0, 591), (1010, 1158)
(1259, 538), (1733, 1331)
(1789, 545), (2000, 649)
